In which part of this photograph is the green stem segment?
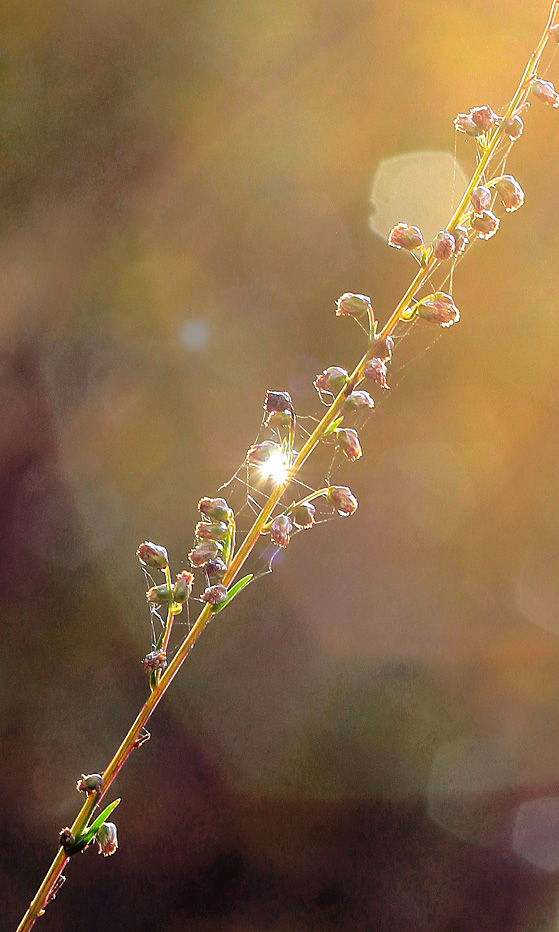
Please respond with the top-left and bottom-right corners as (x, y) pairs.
(15, 5), (559, 930)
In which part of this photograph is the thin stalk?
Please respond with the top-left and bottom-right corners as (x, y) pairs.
(15, 4), (559, 930)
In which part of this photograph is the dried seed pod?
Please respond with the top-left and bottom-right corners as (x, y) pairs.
(343, 390), (374, 411)
(96, 822), (118, 857)
(247, 440), (282, 466)
(431, 230), (455, 260)
(335, 292), (374, 318)
(418, 292), (460, 328)
(264, 391), (294, 426)
(495, 174), (525, 212)
(201, 584), (228, 606)
(136, 541), (168, 570)
(292, 502), (316, 529)
(387, 222), (424, 250)
(314, 366), (349, 394)
(470, 186), (491, 213)
(198, 497), (232, 522)
(335, 427), (362, 462)
(195, 521), (229, 541)
(327, 486), (358, 516)
(189, 540), (220, 567)
(471, 209), (500, 240)
(363, 357), (390, 390)
(454, 105), (499, 135)
(531, 78), (559, 107)
(503, 114), (524, 139)
(270, 514), (292, 548)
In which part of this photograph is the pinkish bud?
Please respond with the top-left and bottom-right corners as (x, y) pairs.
(76, 773), (103, 795)
(172, 570), (194, 603)
(470, 105), (499, 132)
(335, 427), (362, 462)
(327, 486), (358, 516)
(264, 391), (294, 426)
(195, 521), (229, 541)
(292, 502), (315, 529)
(531, 78), (559, 107)
(314, 366), (349, 394)
(343, 390), (374, 411)
(201, 584), (228, 606)
(453, 111), (478, 136)
(146, 583), (172, 605)
(96, 821), (118, 857)
(471, 209), (500, 240)
(205, 558), (227, 582)
(189, 539), (220, 567)
(495, 174), (524, 212)
(335, 292), (374, 319)
(452, 224), (470, 255)
(247, 440), (282, 466)
(141, 649), (167, 673)
(136, 541), (168, 570)
(431, 230), (455, 260)
(270, 514), (292, 548)
(470, 186), (491, 213)
(198, 497), (232, 522)
(418, 292), (460, 328)
(59, 828), (75, 850)
(363, 357), (390, 390)
(369, 335), (394, 361)
(503, 114), (524, 139)
(387, 222), (424, 250)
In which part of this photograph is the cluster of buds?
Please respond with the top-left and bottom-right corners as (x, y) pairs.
(146, 569), (194, 606)
(417, 292), (460, 328)
(454, 104), (500, 136)
(189, 497), (232, 569)
(141, 649), (167, 674)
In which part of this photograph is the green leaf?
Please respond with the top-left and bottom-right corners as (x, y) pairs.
(211, 574), (253, 614)
(323, 416), (344, 437)
(65, 799), (121, 856)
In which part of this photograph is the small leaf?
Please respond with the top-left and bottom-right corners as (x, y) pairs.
(211, 574), (253, 614)
(65, 799), (121, 856)
(323, 416), (344, 437)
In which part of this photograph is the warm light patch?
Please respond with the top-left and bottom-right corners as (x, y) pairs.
(259, 447), (289, 485)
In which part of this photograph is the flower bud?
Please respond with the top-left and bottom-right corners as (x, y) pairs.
(387, 223), (424, 250)
(270, 514), (292, 548)
(201, 584), (228, 606)
(470, 186), (491, 213)
(363, 357), (390, 390)
(369, 335), (394, 361)
(136, 541), (168, 571)
(96, 821), (118, 857)
(189, 539), (220, 567)
(195, 521), (229, 541)
(418, 292), (460, 328)
(343, 390), (374, 411)
(314, 366), (349, 394)
(335, 292), (374, 318)
(59, 828), (75, 850)
(327, 486), (358, 516)
(76, 773), (103, 795)
(471, 209), (500, 240)
(531, 78), (559, 107)
(292, 502), (315, 529)
(503, 114), (524, 139)
(453, 111), (478, 136)
(205, 558), (227, 582)
(198, 497), (232, 522)
(335, 427), (362, 462)
(431, 230), (455, 260)
(495, 174), (524, 212)
(452, 224), (469, 255)
(172, 570), (194, 603)
(264, 391), (294, 426)
(146, 583), (172, 605)
(247, 440), (282, 466)
(141, 649), (167, 673)
(470, 105), (499, 132)
(266, 410), (292, 429)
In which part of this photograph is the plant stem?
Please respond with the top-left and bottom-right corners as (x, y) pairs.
(15, 4), (559, 929)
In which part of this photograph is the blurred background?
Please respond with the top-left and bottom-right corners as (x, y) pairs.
(3, 0), (559, 929)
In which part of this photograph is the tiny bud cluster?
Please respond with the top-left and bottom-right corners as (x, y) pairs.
(418, 292), (460, 327)
(388, 222), (424, 250)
